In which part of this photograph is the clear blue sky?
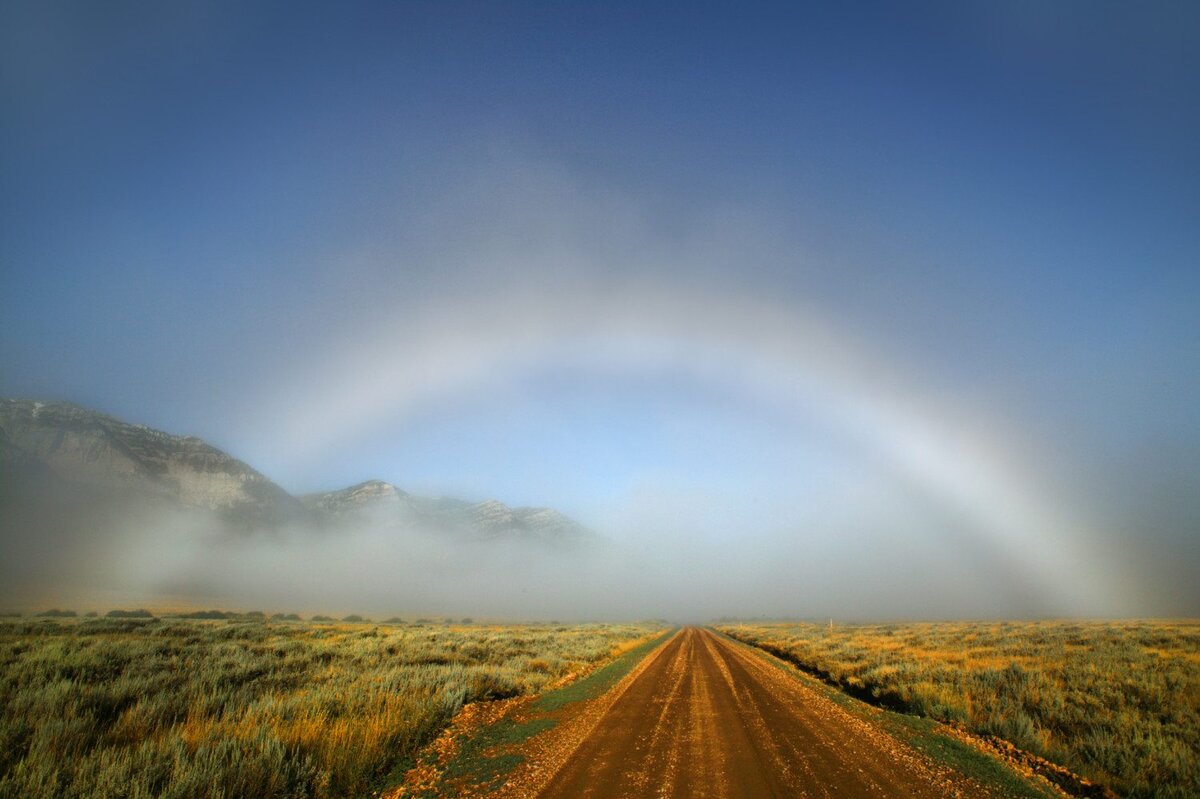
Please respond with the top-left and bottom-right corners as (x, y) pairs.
(2, 2), (1198, 614)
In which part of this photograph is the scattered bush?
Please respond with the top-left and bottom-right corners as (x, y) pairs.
(105, 609), (154, 619)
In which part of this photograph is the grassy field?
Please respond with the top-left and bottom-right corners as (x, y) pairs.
(0, 615), (660, 798)
(716, 620), (1200, 799)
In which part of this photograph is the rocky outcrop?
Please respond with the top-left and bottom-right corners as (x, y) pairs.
(469, 500), (591, 543)
(303, 482), (592, 545)
(302, 479), (410, 513)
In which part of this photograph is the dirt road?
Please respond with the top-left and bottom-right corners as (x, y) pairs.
(533, 627), (976, 798)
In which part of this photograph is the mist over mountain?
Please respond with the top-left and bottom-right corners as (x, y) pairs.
(0, 398), (592, 542)
(0, 398), (597, 613)
(302, 480), (591, 546)
(0, 395), (1179, 621)
(0, 0), (1196, 629)
(0, 398), (301, 527)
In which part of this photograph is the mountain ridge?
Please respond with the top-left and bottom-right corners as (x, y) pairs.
(0, 398), (592, 545)
(300, 479), (592, 544)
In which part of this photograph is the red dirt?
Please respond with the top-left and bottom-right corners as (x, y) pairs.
(513, 627), (986, 798)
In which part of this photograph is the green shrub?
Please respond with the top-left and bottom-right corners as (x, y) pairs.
(105, 609), (154, 619)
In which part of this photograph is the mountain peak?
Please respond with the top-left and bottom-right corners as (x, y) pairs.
(302, 480), (409, 513)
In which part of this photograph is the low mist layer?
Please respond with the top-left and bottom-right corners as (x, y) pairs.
(0, 493), (1074, 622)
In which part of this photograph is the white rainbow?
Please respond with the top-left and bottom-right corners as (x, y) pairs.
(264, 278), (1121, 615)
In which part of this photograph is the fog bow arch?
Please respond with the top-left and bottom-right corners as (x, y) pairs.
(264, 280), (1121, 615)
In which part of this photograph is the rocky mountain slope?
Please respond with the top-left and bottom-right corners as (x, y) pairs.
(302, 480), (593, 544)
(0, 399), (301, 526)
(0, 398), (591, 544)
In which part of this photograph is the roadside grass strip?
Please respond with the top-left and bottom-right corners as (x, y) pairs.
(409, 628), (676, 797)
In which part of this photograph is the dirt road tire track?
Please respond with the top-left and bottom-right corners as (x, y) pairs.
(530, 627), (983, 798)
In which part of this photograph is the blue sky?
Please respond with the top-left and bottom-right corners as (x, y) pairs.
(2, 1), (1198, 615)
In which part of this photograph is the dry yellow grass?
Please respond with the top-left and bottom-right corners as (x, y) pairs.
(0, 616), (658, 798)
(718, 620), (1200, 798)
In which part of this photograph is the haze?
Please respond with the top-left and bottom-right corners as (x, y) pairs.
(2, 2), (1197, 619)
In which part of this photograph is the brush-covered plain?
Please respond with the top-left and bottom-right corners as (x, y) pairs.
(717, 621), (1200, 799)
(0, 616), (660, 798)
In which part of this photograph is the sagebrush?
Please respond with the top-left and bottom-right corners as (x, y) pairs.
(717, 620), (1200, 799)
(0, 617), (658, 798)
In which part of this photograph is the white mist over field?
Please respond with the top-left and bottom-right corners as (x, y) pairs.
(8, 508), (1069, 622)
(2, 4), (1197, 620)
